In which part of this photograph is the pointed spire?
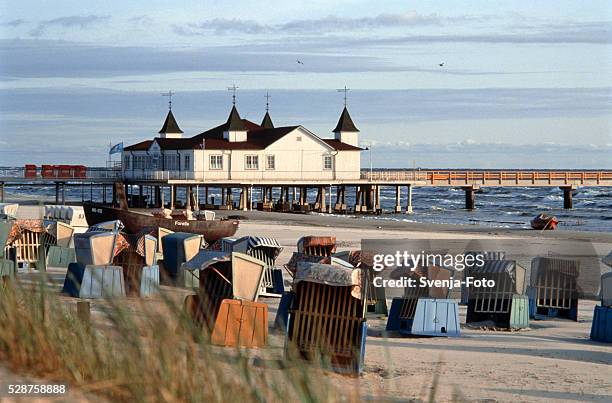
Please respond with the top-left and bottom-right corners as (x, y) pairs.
(226, 105), (246, 131)
(333, 107), (359, 133)
(158, 110), (183, 134)
(261, 111), (274, 129)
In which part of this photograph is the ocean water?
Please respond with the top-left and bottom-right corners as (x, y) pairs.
(2, 169), (610, 232)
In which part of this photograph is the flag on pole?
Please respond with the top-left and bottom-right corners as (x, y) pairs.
(109, 142), (123, 155)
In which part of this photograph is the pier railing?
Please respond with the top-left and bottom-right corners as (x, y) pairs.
(360, 170), (612, 186)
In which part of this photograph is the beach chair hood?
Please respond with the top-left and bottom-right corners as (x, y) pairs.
(231, 236), (283, 258)
(295, 262), (362, 300)
(603, 251), (612, 268)
(297, 236), (336, 254)
(0, 203), (18, 218)
(182, 250), (232, 271)
(530, 257), (580, 286)
(471, 260), (526, 294)
(87, 220), (125, 233)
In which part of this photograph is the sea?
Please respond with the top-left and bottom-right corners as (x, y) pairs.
(2, 168), (610, 232)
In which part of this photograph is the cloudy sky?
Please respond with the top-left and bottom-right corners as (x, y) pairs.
(0, 1), (611, 168)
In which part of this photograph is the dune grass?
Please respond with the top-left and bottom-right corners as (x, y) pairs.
(0, 276), (349, 402)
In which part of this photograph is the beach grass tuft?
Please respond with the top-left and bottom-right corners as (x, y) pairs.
(0, 276), (347, 402)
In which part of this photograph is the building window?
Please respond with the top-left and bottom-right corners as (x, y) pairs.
(210, 155), (223, 170)
(184, 155), (190, 170)
(323, 155), (333, 170)
(124, 156), (130, 170)
(164, 155), (179, 171)
(134, 155), (146, 170)
(245, 155), (259, 170)
(266, 155), (275, 170)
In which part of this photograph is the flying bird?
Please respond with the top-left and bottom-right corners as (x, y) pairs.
(439, 62), (445, 67)
(296, 59), (304, 65)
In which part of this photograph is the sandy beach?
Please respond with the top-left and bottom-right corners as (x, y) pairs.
(230, 211), (612, 402)
(3, 204), (612, 402)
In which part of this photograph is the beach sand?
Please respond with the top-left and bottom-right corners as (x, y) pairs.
(230, 211), (612, 402)
(4, 205), (612, 401)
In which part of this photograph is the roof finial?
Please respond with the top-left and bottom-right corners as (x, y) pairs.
(228, 84), (239, 105)
(337, 85), (350, 107)
(161, 90), (174, 110)
(264, 91), (271, 112)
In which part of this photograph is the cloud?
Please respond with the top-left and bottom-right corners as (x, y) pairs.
(174, 18), (269, 35)
(0, 38), (417, 78)
(174, 15), (612, 45)
(30, 15), (110, 37)
(1, 19), (25, 27)
(127, 15), (154, 26)
(174, 11), (442, 36)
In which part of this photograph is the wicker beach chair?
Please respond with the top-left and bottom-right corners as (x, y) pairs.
(460, 251), (506, 304)
(590, 255), (612, 342)
(160, 232), (203, 287)
(223, 236), (284, 297)
(286, 261), (366, 374)
(528, 257), (580, 321)
(182, 251), (268, 347)
(113, 232), (159, 297)
(63, 228), (127, 298)
(466, 260), (528, 329)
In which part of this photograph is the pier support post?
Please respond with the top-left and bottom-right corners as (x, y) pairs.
(561, 186), (574, 209)
(55, 182), (59, 204)
(113, 184), (117, 207)
(61, 183), (65, 205)
(320, 186), (326, 212)
(0, 182), (3, 202)
(226, 188), (233, 209)
(186, 186), (192, 211)
(354, 186), (362, 213)
(464, 186), (476, 210)
(195, 185), (199, 210)
(170, 185), (175, 210)
(406, 184), (413, 214)
(395, 186), (401, 213)
(160, 186), (165, 209)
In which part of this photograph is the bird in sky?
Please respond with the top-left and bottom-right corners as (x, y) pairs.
(296, 59), (304, 65)
(439, 62), (445, 67)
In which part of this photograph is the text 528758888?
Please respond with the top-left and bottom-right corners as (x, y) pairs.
(3, 383), (68, 396)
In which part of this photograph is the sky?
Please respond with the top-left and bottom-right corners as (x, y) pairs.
(0, 1), (611, 168)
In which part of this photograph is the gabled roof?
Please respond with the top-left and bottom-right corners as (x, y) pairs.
(158, 110), (183, 134)
(124, 140), (153, 151)
(261, 111), (274, 129)
(322, 139), (363, 151)
(226, 105), (246, 131)
(125, 118), (360, 152)
(333, 107), (359, 133)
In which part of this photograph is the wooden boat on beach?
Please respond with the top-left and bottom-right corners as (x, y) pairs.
(82, 202), (239, 243)
(530, 213), (558, 230)
(82, 183), (238, 243)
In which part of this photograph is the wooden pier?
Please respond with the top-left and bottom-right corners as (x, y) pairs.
(1, 168), (610, 212)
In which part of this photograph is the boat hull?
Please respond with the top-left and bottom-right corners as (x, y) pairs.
(530, 214), (558, 230)
(82, 202), (239, 242)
